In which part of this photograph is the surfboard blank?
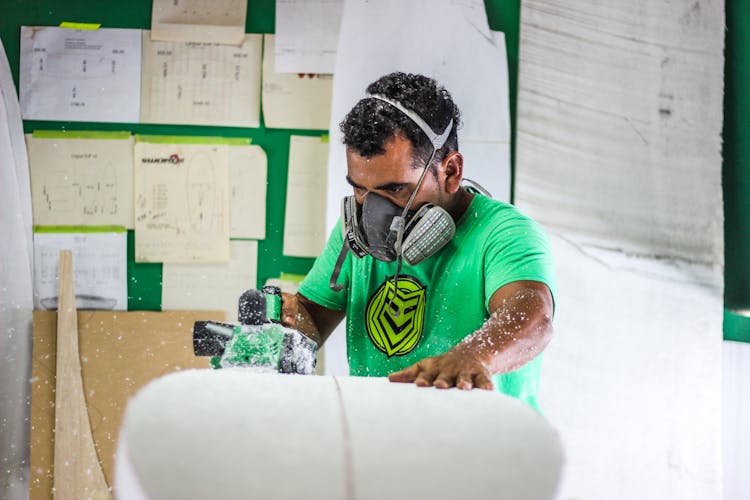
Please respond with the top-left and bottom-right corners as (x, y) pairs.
(116, 370), (562, 500)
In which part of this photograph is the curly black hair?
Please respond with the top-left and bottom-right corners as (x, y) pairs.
(340, 72), (461, 168)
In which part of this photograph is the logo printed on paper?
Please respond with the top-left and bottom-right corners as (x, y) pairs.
(141, 154), (184, 164)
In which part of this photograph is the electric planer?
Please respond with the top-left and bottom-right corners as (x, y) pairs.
(192, 286), (317, 374)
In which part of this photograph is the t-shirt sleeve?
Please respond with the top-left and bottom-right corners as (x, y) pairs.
(483, 213), (557, 312)
(298, 219), (351, 311)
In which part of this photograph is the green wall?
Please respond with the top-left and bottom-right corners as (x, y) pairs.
(0, 0), (520, 311)
(3, 0), (743, 343)
(723, 0), (750, 342)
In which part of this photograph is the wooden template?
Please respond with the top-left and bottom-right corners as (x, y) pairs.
(31, 302), (222, 499)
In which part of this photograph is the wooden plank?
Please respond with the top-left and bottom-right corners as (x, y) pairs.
(53, 250), (111, 499)
(31, 308), (222, 500)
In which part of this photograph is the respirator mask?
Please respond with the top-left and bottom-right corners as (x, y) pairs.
(329, 94), (458, 292)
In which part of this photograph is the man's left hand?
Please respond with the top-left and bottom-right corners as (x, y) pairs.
(387, 348), (494, 390)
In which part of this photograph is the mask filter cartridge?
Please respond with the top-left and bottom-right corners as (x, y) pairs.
(400, 204), (456, 265)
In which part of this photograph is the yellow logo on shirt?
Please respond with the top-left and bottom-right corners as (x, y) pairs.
(365, 276), (426, 357)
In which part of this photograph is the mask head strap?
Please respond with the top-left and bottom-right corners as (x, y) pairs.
(365, 94), (455, 308)
(367, 94), (454, 151)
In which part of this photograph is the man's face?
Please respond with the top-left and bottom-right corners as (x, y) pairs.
(345, 135), (447, 210)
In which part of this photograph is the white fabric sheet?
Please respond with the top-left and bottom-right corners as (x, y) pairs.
(326, 0), (511, 232)
(515, 1), (725, 498)
(723, 341), (750, 499)
(0, 39), (34, 500)
(321, 2), (513, 372)
(539, 234), (722, 499)
(515, 0), (724, 268)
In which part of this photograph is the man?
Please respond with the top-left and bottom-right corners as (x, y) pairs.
(282, 72), (555, 410)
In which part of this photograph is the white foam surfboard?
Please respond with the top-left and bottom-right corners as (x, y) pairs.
(115, 370), (563, 500)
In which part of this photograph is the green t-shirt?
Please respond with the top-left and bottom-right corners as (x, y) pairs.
(299, 193), (556, 410)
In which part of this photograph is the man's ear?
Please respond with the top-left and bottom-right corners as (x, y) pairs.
(442, 152), (464, 194)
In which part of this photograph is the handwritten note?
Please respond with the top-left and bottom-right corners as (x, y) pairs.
(134, 139), (230, 263)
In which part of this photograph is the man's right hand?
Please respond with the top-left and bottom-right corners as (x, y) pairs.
(281, 292), (318, 340)
(281, 292), (346, 347)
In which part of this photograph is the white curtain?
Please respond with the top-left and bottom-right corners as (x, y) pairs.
(516, 0), (724, 498)
(322, 0), (513, 375)
(0, 38), (34, 500)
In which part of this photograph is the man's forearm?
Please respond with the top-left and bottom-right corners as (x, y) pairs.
(452, 285), (553, 375)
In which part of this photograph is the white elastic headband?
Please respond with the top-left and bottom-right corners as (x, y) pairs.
(367, 93), (454, 150)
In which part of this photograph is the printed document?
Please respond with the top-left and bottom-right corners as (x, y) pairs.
(283, 136), (329, 257)
(140, 31), (262, 127)
(274, 0), (343, 74)
(19, 26), (141, 122)
(162, 240), (258, 322)
(26, 132), (135, 228)
(33, 230), (127, 310)
(229, 145), (267, 239)
(151, 0), (248, 45)
(262, 34), (332, 130)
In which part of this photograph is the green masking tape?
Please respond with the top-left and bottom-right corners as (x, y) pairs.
(135, 135), (251, 146)
(279, 273), (306, 284)
(34, 225), (127, 233)
(32, 130), (131, 140)
(59, 22), (101, 30)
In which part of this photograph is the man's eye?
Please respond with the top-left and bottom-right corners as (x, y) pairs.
(387, 186), (404, 194)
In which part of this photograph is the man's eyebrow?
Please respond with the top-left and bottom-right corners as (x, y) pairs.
(374, 181), (409, 191)
(345, 176), (365, 189)
(346, 176), (410, 192)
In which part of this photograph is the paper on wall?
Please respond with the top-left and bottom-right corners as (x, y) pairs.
(283, 135), (329, 257)
(162, 240), (258, 322)
(33, 229), (127, 311)
(151, 0), (248, 45)
(19, 26), (141, 123)
(274, 0), (343, 74)
(26, 132), (135, 228)
(229, 144), (267, 239)
(134, 139), (230, 263)
(326, 1), (511, 232)
(140, 31), (262, 127)
(262, 34), (332, 130)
